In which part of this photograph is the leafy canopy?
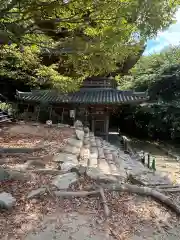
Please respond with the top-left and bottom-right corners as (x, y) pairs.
(0, 0), (179, 91)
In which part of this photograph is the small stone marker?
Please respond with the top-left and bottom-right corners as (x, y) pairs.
(52, 172), (78, 189)
(0, 192), (16, 209)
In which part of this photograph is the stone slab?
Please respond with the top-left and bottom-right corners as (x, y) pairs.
(89, 157), (98, 168)
(86, 167), (117, 182)
(130, 171), (172, 186)
(52, 172), (78, 189)
(79, 147), (90, 160)
(98, 158), (111, 174)
(61, 161), (79, 172)
(53, 153), (78, 164)
(67, 138), (83, 148)
(0, 192), (16, 209)
(61, 145), (80, 155)
(27, 188), (46, 199)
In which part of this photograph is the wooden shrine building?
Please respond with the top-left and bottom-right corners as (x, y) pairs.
(15, 77), (148, 139)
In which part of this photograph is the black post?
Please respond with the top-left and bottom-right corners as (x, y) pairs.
(141, 151), (145, 165)
(124, 139), (127, 151)
(147, 153), (150, 168)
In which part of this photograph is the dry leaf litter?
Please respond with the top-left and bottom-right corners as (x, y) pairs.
(0, 123), (180, 240)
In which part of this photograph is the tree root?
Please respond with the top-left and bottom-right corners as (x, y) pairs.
(54, 190), (99, 198)
(104, 183), (180, 215)
(54, 182), (180, 216)
(0, 147), (43, 154)
(99, 187), (111, 218)
(158, 187), (180, 193)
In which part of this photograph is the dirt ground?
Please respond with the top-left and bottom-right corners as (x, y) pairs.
(130, 139), (180, 184)
(0, 123), (180, 240)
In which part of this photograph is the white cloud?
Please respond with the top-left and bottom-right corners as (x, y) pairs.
(144, 8), (180, 55)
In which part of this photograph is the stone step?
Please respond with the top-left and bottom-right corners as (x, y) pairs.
(79, 158), (88, 168)
(98, 158), (111, 175)
(106, 160), (120, 176)
(88, 157), (98, 168)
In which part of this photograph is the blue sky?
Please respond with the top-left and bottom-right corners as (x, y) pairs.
(144, 8), (180, 55)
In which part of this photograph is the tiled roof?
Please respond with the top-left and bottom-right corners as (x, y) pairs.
(16, 89), (148, 104)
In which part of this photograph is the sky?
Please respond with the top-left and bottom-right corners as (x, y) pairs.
(144, 8), (180, 56)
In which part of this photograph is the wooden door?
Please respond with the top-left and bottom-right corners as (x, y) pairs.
(94, 119), (106, 135)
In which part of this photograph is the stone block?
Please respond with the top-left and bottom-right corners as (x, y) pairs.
(27, 188), (46, 199)
(0, 192), (16, 209)
(52, 172), (78, 189)
(53, 153), (78, 164)
(62, 145), (80, 155)
(67, 138), (83, 148)
(75, 129), (84, 141)
(61, 161), (79, 172)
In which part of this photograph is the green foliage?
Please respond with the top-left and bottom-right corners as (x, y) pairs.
(0, 102), (11, 111)
(118, 45), (180, 141)
(121, 46), (180, 101)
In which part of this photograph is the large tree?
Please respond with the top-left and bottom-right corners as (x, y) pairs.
(0, 0), (179, 92)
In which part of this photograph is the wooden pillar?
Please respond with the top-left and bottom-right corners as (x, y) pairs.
(91, 118), (95, 133)
(61, 108), (64, 123)
(105, 115), (109, 141)
(49, 105), (52, 120)
(85, 108), (88, 122)
(36, 105), (40, 121)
